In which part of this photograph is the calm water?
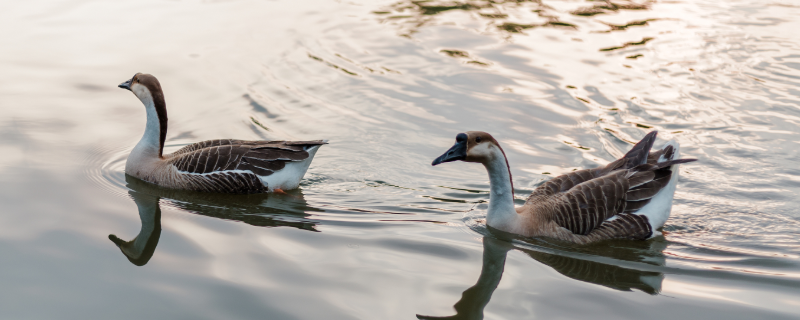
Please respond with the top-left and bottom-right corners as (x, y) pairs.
(2, 0), (800, 319)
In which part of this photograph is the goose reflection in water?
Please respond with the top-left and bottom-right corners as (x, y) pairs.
(108, 174), (321, 266)
(417, 236), (666, 320)
(108, 190), (162, 266)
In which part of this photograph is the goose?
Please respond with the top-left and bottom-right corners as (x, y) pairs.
(118, 73), (326, 194)
(432, 131), (696, 244)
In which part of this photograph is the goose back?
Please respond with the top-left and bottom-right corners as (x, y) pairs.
(138, 139), (328, 194)
(525, 132), (695, 241)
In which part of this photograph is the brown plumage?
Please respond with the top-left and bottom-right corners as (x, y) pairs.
(433, 131), (696, 244)
(169, 139), (321, 176)
(119, 73), (326, 194)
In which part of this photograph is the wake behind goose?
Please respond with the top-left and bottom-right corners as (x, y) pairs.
(119, 73), (326, 194)
(432, 131), (696, 244)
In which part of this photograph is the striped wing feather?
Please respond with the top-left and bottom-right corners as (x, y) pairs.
(530, 167), (659, 239)
(526, 132), (693, 240)
(178, 171), (268, 194)
(523, 131), (660, 202)
(168, 139), (325, 176)
(525, 165), (618, 201)
(543, 170), (631, 236)
(588, 213), (653, 240)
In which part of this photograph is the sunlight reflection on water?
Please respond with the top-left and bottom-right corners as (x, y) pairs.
(0, 0), (799, 319)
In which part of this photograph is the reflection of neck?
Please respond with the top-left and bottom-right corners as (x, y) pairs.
(417, 238), (511, 320)
(126, 196), (160, 258)
(109, 193), (162, 266)
(484, 147), (518, 231)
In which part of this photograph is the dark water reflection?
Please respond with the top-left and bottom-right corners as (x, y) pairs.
(108, 189), (161, 266)
(109, 175), (319, 266)
(418, 236), (665, 319)
(522, 239), (666, 295)
(2, 0), (800, 318)
(376, 0), (652, 38)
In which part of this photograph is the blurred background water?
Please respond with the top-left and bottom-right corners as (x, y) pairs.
(1, 0), (799, 319)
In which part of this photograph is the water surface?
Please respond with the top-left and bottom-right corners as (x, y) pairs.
(1, 0), (799, 319)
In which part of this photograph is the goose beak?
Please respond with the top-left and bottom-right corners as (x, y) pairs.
(108, 234), (126, 247)
(118, 79), (132, 91)
(432, 140), (467, 166)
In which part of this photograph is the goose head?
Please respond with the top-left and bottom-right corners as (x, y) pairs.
(432, 131), (502, 166)
(118, 73), (165, 105)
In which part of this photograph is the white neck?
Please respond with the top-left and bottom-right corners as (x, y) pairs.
(131, 91), (162, 159)
(483, 146), (519, 231)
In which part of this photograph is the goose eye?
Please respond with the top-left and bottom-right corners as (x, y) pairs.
(476, 137), (482, 143)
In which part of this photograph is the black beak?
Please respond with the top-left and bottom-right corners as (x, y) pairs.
(108, 234), (126, 247)
(432, 133), (468, 166)
(118, 79), (132, 91)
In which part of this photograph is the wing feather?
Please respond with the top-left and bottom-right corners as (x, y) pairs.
(588, 214), (653, 240)
(167, 139), (325, 177)
(525, 131), (697, 237)
(533, 165), (692, 237)
(536, 171), (629, 235)
(177, 171), (268, 194)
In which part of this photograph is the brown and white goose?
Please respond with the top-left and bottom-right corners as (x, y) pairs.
(432, 131), (696, 244)
(118, 73), (326, 194)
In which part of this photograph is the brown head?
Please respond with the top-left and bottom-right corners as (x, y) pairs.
(431, 131), (506, 165)
(118, 73), (168, 157)
(432, 131), (514, 193)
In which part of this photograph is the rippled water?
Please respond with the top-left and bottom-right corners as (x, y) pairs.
(2, 0), (800, 318)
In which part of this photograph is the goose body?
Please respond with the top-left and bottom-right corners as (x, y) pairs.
(432, 131), (696, 244)
(119, 73), (325, 194)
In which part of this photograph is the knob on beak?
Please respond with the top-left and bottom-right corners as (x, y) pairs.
(432, 134), (468, 166)
(118, 79), (132, 91)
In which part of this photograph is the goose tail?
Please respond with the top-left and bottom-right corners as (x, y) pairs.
(623, 131), (659, 168)
(633, 139), (695, 237)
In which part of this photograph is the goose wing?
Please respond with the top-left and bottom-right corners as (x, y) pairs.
(537, 170), (632, 236)
(525, 131), (659, 204)
(533, 160), (692, 238)
(525, 165), (621, 204)
(167, 139), (326, 176)
(526, 132), (694, 238)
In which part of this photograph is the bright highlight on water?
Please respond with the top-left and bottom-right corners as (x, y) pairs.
(1, 0), (799, 319)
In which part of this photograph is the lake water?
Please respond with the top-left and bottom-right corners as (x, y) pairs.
(2, 0), (800, 319)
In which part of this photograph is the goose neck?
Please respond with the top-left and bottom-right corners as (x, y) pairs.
(131, 97), (164, 159)
(483, 146), (518, 230)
